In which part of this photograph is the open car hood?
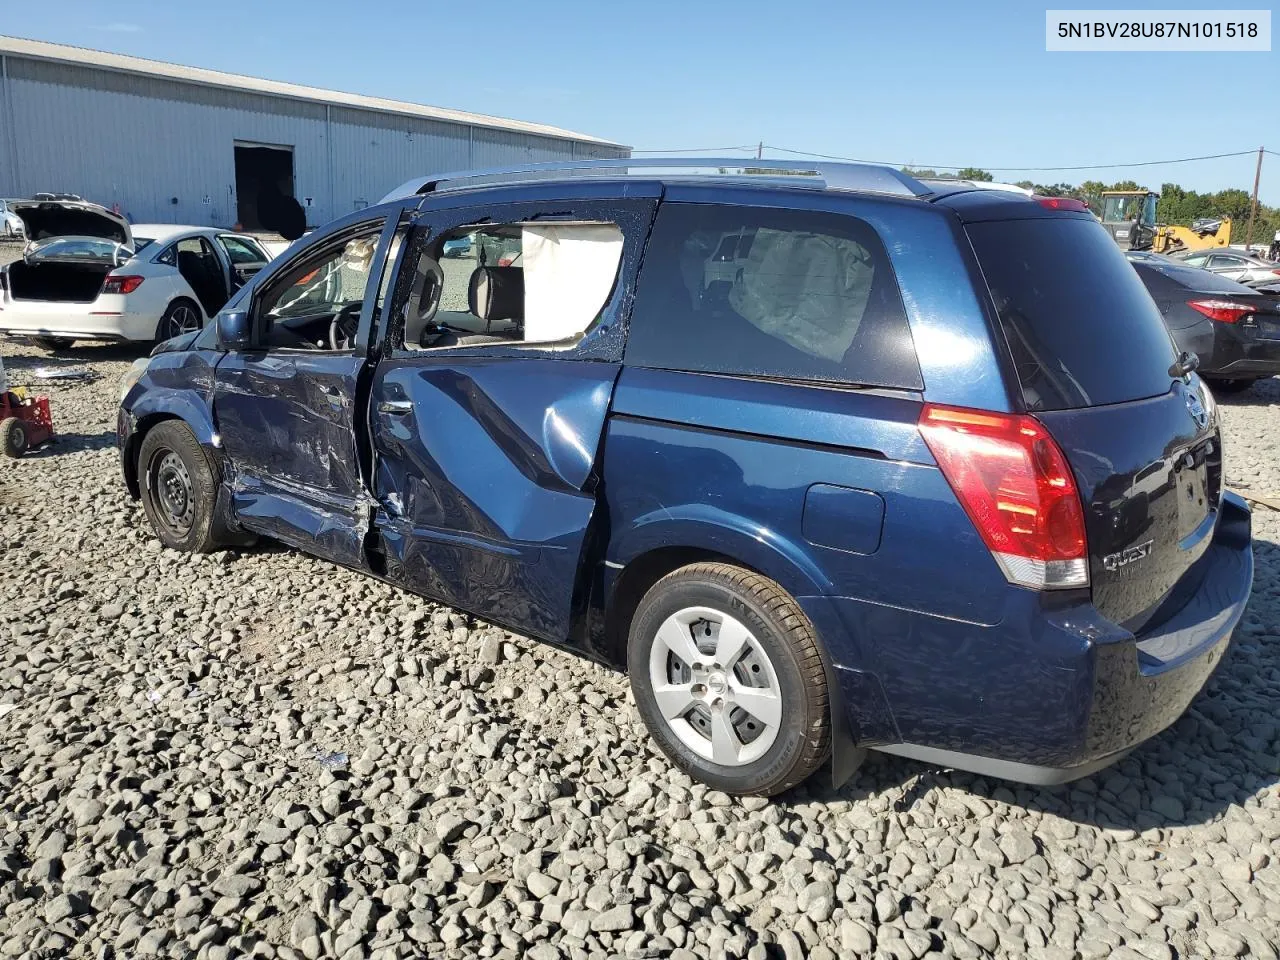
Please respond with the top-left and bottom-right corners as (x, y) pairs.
(11, 199), (132, 247)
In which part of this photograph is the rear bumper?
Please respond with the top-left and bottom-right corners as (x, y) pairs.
(814, 492), (1253, 784)
(0, 299), (153, 342)
(1201, 323), (1280, 378)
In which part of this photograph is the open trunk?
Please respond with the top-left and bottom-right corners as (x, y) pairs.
(11, 199), (132, 246)
(967, 215), (1220, 632)
(6, 260), (110, 303)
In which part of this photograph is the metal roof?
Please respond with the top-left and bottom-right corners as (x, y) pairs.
(0, 35), (627, 149)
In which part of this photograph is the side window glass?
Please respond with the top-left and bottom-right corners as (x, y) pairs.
(154, 245), (176, 266)
(625, 203), (922, 390)
(255, 228), (382, 348)
(399, 220), (623, 351)
(219, 234), (268, 264)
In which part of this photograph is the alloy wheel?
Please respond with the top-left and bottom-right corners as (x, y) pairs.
(165, 304), (201, 339)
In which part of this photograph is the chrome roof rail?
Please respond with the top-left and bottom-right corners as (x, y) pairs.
(381, 157), (931, 203)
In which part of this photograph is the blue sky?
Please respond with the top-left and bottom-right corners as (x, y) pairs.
(5, 0), (1276, 203)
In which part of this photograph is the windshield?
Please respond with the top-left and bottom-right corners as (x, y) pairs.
(968, 216), (1176, 411)
(133, 238), (155, 253)
(29, 237), (128, 262)
(1101, 195), (1144, 222)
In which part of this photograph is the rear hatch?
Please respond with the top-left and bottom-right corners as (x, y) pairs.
(967, 214), (1221, 631)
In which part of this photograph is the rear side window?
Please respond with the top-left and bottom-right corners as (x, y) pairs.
(626, 203), (923, 390)
(968, 217), (1175, 412)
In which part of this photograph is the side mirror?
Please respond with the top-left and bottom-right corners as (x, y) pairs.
(217, 310), (252, 350)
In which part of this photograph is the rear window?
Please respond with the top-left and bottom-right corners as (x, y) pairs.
(1133, 260), (1256, 295)
(625, 203), (923, 390)
(968, 217), (1175, 411)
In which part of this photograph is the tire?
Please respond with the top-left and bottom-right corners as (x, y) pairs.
(155, 299), (203, 344)
(627, 562), (831, 796)
(1204, 377), (1257, 394)
(137, 420), (224, 552)
(0, 417), (28, 458)
(32, 336), (75, 352)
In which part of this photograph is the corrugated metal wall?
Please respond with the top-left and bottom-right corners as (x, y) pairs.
(0, 55), (626, 229)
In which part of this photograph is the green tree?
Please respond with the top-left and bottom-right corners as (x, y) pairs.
(955, 167), (994, 182)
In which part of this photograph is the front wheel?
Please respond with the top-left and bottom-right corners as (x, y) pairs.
(628, 562), (831, 796)
(137, 420), (224, 552)
(0, 417), (28, 458)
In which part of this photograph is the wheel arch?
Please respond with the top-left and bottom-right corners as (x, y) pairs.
(122, 394), (218, 499)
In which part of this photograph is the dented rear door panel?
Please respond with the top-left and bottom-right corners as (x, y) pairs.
(370, 356), (619, 643)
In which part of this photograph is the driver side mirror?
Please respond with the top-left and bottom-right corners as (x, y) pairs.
(217, 310), (252, 350)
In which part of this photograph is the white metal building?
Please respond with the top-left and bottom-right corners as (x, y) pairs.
(0, 36), (629, 232)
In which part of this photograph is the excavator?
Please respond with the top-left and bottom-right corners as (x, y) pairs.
(1098, 190), (1232, 254)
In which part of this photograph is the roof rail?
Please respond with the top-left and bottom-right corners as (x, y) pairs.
(380, 157), (932, 203)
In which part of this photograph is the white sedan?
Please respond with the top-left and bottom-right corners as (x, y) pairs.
(0, 199), (270, 350)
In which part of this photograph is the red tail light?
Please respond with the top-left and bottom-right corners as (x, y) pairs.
(1036, 196), (1090, 212)
(102, 275), (144, 295)
(919, 404), (1088, 590)
(1187, 299), (1253, 324)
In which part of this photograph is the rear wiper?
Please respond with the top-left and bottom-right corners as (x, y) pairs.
(1169, 350), (1199, 379)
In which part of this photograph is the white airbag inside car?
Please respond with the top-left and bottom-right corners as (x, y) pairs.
(521, 223), (623, 342)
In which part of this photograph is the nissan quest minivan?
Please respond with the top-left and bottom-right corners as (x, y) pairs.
(118, 159), (1253, 796)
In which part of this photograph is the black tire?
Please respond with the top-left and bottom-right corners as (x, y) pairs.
(0, 417), (28, 458)
(628, 562), (831, 796)
(32, 336), (75, 352)
(1204, 377), (1257, 395)
(155, 299), (204, 344)
(137, 420), (224, 552)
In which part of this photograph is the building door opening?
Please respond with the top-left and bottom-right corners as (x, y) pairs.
(234, 142), (304, 239)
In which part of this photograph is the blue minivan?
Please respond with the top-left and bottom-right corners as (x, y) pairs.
(117, 159), (1253, 796)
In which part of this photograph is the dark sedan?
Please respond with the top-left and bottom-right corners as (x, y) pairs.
(1128, 253), (1280, 392)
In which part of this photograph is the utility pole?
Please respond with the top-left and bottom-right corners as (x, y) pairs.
(757, 141), (763, 160)
(1246, 145), (1263, 251)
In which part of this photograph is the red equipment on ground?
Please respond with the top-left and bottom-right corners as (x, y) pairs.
(0, 389), (54, 457)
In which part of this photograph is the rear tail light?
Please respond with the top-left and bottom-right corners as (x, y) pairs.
(919, 404), (1088, 590)
(102, 275), (144, 295)
(1187, 299), (1253, 324)
(1035, 196), (1090, 212)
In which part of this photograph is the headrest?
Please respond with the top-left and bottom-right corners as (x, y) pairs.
(468, 266), (524, 323)
(408, 255), (445, 324)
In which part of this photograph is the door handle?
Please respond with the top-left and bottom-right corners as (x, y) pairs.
(378, 399), (413, 415)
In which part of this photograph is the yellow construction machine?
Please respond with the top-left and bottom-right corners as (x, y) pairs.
(1098, 190), (1232, 254)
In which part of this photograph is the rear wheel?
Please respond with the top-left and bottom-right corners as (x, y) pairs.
(156, 299), (203, 343)
(137, 420), (224, 552)
(0, 417), (28, 457)
(628, 562), (831, 796)
(32, 336), (75, 352)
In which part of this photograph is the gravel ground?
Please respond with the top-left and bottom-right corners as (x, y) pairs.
(1, 338), (1278, 960)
